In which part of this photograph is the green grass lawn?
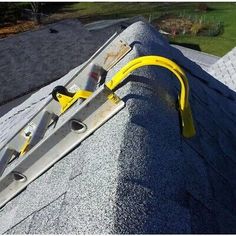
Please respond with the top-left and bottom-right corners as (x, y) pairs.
(61, 2), (236, 57)
(169, 3), (236, 56)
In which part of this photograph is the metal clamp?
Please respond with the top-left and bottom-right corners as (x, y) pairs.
(56, 89), (92, 113)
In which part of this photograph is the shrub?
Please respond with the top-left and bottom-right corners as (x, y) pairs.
(0, 3), (22, 25)
(196, 3), (209, 12)
(190, 22), (204, 35)
(152, 12), (224, 37)
(204, 22), (224, 36)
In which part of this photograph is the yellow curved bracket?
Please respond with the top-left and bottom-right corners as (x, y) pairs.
(106, 55), (196, 138)
(57, 90), (92, 113)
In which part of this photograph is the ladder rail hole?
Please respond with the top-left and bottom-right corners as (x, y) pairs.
(12, 172), (27, 182)
(70, 120), (87, 133)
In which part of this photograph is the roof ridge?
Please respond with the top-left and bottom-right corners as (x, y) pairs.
(1, 20), (236, 234)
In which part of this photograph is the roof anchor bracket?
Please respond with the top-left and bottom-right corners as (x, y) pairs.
(106, 55), (196, 138)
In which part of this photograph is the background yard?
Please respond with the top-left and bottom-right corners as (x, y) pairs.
(0, 2), (236, 56)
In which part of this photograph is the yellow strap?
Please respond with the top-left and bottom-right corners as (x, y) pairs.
(105, 55), (195, 138)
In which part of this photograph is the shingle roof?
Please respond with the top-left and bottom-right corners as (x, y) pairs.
(84, 18), (129, 31)
(0, 21), (236, 234)
(207, 47), (236, 92)
(0, 19), (112, 105)
(172, 45), (220, 71)
(0, 16), (218, 108)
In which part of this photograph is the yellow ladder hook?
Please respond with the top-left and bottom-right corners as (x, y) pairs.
(106, 55), (196, 138)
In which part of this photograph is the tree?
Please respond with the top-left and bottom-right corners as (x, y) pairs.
(0, 3), (9, 24)
(0, 3), (21, 25)
(30, 2), (42, 24)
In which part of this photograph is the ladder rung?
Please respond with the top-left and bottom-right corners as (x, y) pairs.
(0, 148), (18, 177)
(28, 111), (54, 150)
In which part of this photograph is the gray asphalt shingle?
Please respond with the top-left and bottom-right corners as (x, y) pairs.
(172, 45), (219, 71)
(0, 19), (113, 105)
(208, 47), (236, 92)
(0, 21), (236, 234)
